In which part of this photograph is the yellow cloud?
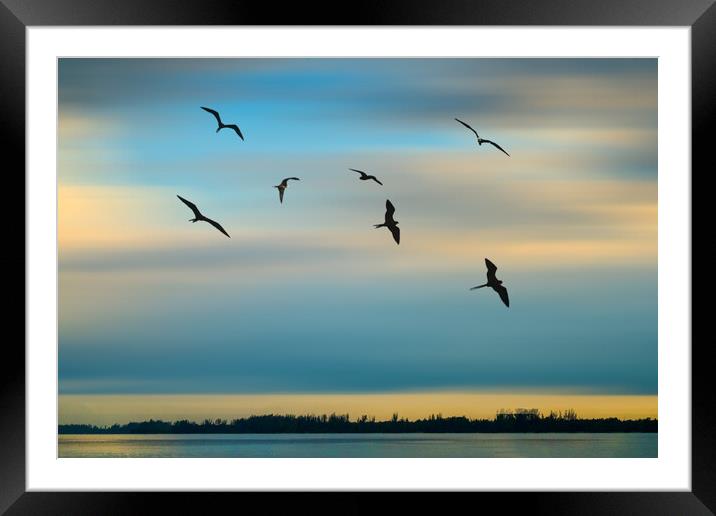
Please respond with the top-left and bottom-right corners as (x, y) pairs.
(506, 75), (657, 111)
(58, 143), (656, 275)
(59, 184), (179, 249)
(511, 127), (656, 147)
(59, 111), (120, 140)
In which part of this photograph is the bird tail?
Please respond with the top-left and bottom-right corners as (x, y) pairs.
(216, 127), (221, 133)
(470, 283), (488, 290)
(373, 223), (385, 229)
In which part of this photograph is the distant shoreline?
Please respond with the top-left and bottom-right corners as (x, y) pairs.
(59, 412), (658, 434)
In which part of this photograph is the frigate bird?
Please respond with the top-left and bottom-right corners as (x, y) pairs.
(454, 118), (510, 156)
(374, 199), (400, 245)
(274, 177), (300, 204)
(470, 258), (509, 307)
(349, 168), (383, 185)
(176, 195), (230, 238)
(200, 106), (244, 140)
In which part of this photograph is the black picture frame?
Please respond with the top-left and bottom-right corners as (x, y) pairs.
(2, 1), (710, 514)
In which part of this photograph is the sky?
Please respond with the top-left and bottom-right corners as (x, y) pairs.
(58, 58), (657, 423)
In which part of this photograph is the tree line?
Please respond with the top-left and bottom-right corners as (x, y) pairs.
(59, 410), (657, 434)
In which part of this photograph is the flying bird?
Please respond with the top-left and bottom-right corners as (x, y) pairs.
(200, 106), (244, 140)
(176, 195), (231, 238)
(454, 118), (510, 156)
(470, 258), (509, 307)
(274, 177), (300, 204)
(349, 168), (383, 186)
(374, 199), (400, 245)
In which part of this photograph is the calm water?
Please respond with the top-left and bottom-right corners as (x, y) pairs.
(59, 433), (657, 458)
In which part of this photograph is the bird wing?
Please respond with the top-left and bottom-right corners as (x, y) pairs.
(372, 177), (383, 186)
(388, 224), (400, 245)
(201, 106), (222, 126)
(286, 177), (300, 182)
(177, 195), (202, 218)
(278, 188), (284, 203)
(385, 200), (397, 225)
(485, 258), (498, 282)
(205, 217), (231, 238)
(485, 258), (498, 273)
(481, 139), (510, 156)
(493, 285), (510, 307)
(349, 168), (368, 178)
(225, 124), (244, 141)
(455, 118), (479, 139)
(385, 199), (396, 218)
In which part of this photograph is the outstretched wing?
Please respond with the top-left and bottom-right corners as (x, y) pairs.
(349, 168), (367, 178)
(485, 258), (498, 282)
(385, 199), (396, 218)
(371, 177), (383, 186)
(388, 224), (400, 245)
(494, 285), (510, 307)
(455, 118), (479, 139)
(205, 217), (231, 238)
(278, 188), (284, 203)
(177, 195), (202, 219)
(384, 200), (397, 226)
(285, 177), (300, 182)
(200, 106), (223, 127)
(481, 139), (510, 157)
(225, 124), (244, 141)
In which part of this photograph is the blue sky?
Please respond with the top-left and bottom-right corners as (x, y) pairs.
(58, 58), (657, 401)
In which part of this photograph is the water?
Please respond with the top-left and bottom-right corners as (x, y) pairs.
(58, 433), (656, 458)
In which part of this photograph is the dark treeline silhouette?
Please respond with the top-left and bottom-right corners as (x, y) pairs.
(59, 409), (657, 434)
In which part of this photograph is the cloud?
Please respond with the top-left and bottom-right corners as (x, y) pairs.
(58, 260), (656, 394)
(58, 184), (185, 249)
(58, 150), (656, 276)
(57, 58), (658, 399)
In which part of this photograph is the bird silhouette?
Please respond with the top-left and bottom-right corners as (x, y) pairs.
(455, 118), (510, 156)
(201, 106), (244, 140)
(349, 168), (383, 185)
(177, 195), (230, 238)
(470, 258), (509, 307)
(374, 199), (400, 245)
(274, 177), (300, 204)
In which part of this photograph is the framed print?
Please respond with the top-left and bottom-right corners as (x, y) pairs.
(3, 0), (711, 514)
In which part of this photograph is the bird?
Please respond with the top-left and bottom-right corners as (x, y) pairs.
(176, 195), (230, 238)
(200, 106), (244, 140)
(349, 168), (383, 186)
(374, 199), (400, 245)
(454, 118), (510, 156)
(470, 258), (509, 307)
(274, 177), (300, 204)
